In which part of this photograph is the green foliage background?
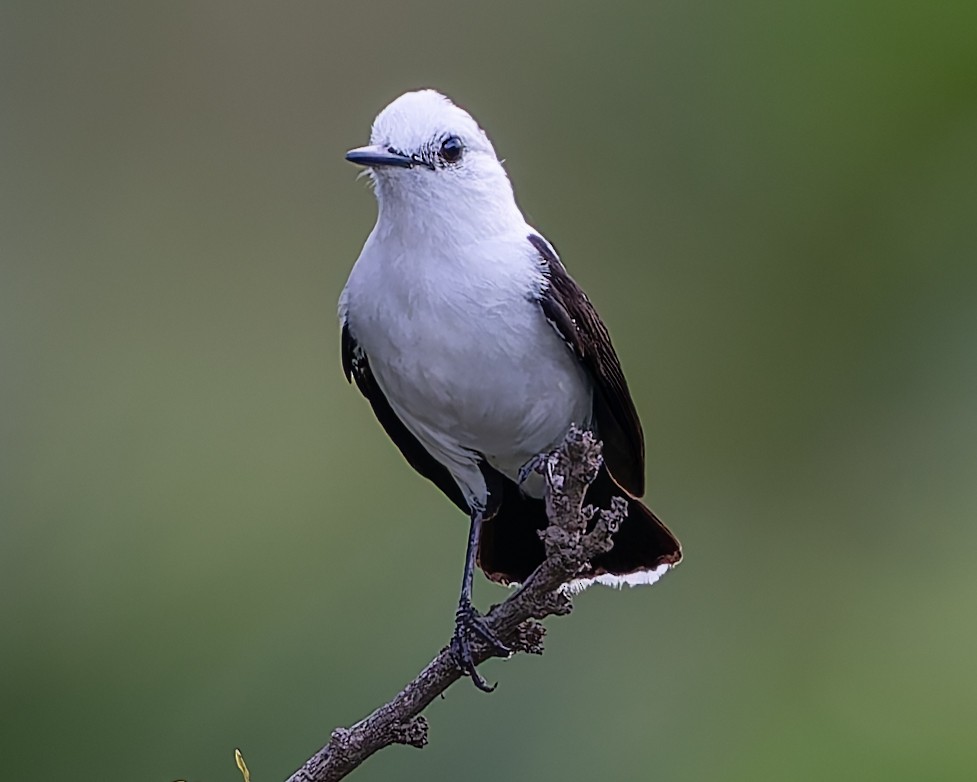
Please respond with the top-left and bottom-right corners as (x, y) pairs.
(2, 2), (976, 780)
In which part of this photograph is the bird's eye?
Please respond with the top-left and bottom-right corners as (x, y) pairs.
(439, 135), (464, 164)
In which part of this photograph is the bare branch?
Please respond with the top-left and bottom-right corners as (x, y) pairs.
(284, 426), (619, 782)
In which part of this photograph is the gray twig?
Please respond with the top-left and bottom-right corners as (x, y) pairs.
(284, 426), (624, 782)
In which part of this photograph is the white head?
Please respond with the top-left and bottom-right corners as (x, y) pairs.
(346, 90), (522, 239)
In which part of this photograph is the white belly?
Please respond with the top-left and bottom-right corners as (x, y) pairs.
(345, 238), (592, 505)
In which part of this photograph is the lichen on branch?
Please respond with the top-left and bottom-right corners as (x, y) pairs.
(284, 426), (625, 782)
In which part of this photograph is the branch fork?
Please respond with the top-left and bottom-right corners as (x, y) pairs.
(285, 426), (624, 782)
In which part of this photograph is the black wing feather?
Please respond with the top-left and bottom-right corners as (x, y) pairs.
(529, 233), (646, 497)
(341, 322), (468, 512)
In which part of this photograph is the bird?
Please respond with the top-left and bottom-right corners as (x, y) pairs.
(340, 89), (681, 690)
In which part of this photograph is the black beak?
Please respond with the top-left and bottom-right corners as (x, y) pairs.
(345, 145), (415, 169)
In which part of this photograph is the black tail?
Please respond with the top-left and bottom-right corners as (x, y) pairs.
(477, 466), (681, 586)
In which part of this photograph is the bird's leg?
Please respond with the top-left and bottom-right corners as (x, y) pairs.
(517, 452), (548, 486)
(450, 509), (511, 692)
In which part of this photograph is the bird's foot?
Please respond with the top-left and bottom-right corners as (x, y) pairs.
(517, 453), (549, 486)
(450, 601), (511, 692)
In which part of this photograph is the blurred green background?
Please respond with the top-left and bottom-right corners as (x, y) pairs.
(2, 1), (976, 780)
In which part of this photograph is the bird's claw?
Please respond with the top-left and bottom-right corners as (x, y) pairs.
(450, 602), (511, 692)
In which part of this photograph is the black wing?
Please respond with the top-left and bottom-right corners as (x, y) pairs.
(528, 233), (646, 497)
(341, 321), (468, 512)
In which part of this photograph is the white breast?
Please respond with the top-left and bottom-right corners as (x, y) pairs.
(341, 228), (592, 506)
